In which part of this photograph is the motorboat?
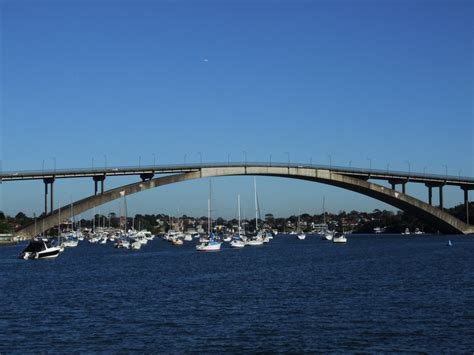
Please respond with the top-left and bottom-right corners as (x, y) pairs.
(297, 232), (306, 240)
(321, 230), (334, 241)
(230, 235), (246, 248)
(172, 238), (184, 246)
(246, 234), (264, 246)
(332, 232), (347, 243)
(19, 239), (61, 260)
(196, 233), (221, 251)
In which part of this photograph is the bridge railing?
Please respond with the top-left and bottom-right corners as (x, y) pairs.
(1, 162), (473, 183)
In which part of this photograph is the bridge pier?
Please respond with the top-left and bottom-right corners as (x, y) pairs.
(388, 179), (407, 193)
(43, 177), (55, 215)
(140, 172), (155, 181)
(462, 186), (471, 224)
(439, 185), (444, 209)
(93, 175), (106, 195)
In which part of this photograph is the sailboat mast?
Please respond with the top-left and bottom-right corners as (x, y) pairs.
(238, 194), (241, 234)
(322, 195), (326, 225)
(58, 204), (61, 242)
(254, 177), (258, 231)
(208, 178), (212, 235)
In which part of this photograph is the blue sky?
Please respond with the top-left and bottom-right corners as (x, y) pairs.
(1, 0), (473, 219)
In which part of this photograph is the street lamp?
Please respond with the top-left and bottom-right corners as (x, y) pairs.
(366, 157), (372, 171)
(152, 153), (156, 166)
(386, 163), (390, 173)
(104, 155), (107, 169)
(310, 156), (313, 166)
(227, 153), (230, 165)
(198, 152), (202, 165)
(442, 164), (448, 179)
(284, 152), (290, 167)
(139, 155), (141, 168)
(92, 158), (94, 170)
(270, 154), (272, 166)
(348, 160), (352, 168)
(51, 157), (56, 172)
(423, 166), (427, 176)
(327, 154), (332, 169)
(242, 150), (247, 165)
(405, 160), (411, 175)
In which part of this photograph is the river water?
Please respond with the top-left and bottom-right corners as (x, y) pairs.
(1, 234), (473, 353)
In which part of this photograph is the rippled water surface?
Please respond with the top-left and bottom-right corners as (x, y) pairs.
(1, 234), (473, 352)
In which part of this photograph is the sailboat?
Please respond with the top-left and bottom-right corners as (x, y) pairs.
(320, 196), (333, 241)
(230, 195), (246, 248)
(196, 179), (222, 252)
(297, 214), (306, 240)
(246, 178), (265, 246)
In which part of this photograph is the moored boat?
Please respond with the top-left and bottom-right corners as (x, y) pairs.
(19, 239), (61, 260)
(332, 232), (347, 243)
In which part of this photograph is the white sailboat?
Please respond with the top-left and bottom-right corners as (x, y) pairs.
(246, 178), (264, 246)
(196, 179), (222, 252)
(297, 213), (306, 240)
(230, 195), (246, 248)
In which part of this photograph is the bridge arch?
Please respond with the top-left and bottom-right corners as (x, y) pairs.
(15, 166), (474, 237)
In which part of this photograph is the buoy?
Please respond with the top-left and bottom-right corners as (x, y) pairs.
(447, 240), (452, 247)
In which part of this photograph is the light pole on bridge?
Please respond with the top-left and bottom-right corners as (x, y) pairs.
(152, 153), (156, 167)
(242, 150), (247, 165)
(405, 160), (411, 175)
(327, 155), (332, 169)
(104, 155), (107, 169)
(366, 157), (372, 171)
(198, 152), (202, 165)
(442, 164), (448, 179)
(284, 152), (290, 167)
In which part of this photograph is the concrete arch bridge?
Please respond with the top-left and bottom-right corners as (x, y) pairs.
(12, 165), (474, 237)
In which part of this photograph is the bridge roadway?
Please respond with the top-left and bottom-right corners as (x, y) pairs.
(1, 162), (474, 187)
(6, 164), (474, 238)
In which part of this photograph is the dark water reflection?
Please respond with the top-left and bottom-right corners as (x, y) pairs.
(1, 234), (473, 352)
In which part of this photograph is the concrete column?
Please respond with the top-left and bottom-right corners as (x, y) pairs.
(101, 180), (104, 194)
(463, 188), (469, 224)
(439, 185), (444, 209)
(428, 186), (433, 206)
(44, 182), (48, 216)
(402, 183), (406, 194)
(391, 183), (396, 190)
(50, 182), (54, 214)
(94, 180), (98, 196)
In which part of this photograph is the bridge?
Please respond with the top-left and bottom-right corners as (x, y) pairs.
(1, 162), (473, 237)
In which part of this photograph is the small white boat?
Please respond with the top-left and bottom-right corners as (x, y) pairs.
(130, 240), (142, 250)
(321, 230), (334, 241)
(246, 237), (264, 246)
(297, 232), (306, 240)
(230, 235), (246, 248)
(19, 239), (61, 260)
(196, 233), (221, 251)
(332, 232), (347, 243)
(447, 240), (452, 247)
